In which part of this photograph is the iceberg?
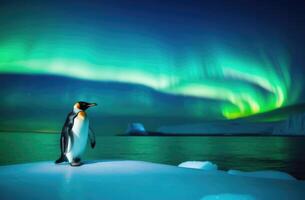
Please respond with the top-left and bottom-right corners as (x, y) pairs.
(125, 123), (148, 135)
(178, 161), (218, 171)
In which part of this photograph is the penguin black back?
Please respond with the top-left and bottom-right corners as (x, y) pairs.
(55, 111), (79, 164)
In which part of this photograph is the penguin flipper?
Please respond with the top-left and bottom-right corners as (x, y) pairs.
(89, 126), (96, 149)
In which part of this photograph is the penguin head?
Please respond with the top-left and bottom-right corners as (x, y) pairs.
(74, 101), (97, 112)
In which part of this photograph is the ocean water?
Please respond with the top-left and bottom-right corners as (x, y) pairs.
(0, 132), (304, 179)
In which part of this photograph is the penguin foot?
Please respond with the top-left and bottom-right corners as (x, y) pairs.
(55, 155), (67, 164)
(70, 162), (82, 167)
(70, 158), (82, 167)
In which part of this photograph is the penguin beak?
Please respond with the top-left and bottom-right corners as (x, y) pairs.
(88, 103), (97, 107)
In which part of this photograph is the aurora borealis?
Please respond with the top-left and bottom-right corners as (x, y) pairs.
(0, 0), (305, 133)
(0, 41), (296, 119)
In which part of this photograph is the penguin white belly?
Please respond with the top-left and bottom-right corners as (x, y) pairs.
(66, 114), (89, 163)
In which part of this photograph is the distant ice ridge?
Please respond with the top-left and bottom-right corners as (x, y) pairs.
(178, 161), (218, 171)
(158, 121), (277, 135)
(159, 113), (305, 135)
(228, 170), (296, 181)
(273, 113), (305, 135)
(178, 161), (296, 181)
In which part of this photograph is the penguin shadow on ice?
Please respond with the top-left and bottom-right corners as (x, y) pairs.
(55, 101), (97, 167)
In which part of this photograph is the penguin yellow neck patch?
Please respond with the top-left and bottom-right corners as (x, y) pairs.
(78, 111), (86, 120)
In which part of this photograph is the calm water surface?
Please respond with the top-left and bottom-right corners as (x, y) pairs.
(0, 132), (304, 179)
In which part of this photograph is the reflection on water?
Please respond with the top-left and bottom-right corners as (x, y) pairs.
(0, 132), (304, 179)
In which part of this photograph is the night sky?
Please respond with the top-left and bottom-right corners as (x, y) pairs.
(0, 0), (305, 134)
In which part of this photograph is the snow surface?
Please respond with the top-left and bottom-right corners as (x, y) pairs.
(0, 160), (304, 200)
(179, 161), (218, 171)
(201, 193), (256, 200)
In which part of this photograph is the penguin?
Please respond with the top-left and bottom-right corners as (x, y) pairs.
(55, 101), (97, 166)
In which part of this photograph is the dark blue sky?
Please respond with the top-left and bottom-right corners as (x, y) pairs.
(0, 0), (305, 133)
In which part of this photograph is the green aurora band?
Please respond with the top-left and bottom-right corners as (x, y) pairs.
(0, 34), (298, 120)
